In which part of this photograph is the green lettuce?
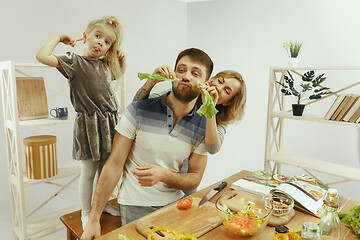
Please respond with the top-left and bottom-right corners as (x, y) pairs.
(197, 88), (219, 119)
(138, 72), (179, 82)
(339, 204), (360, 238)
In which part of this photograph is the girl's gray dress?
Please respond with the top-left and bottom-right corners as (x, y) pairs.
(56, 52), (119, 162)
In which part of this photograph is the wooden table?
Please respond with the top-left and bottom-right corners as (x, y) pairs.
(61, 170), (359, 239)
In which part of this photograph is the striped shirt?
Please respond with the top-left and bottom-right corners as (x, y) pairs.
(116, 92), (207, 206)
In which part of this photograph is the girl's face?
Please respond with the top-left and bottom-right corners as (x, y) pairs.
(83, 25), (116, 59)
(209, 76), (241, 106)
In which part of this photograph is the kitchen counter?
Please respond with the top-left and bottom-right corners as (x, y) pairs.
(95, 170), (359, 239)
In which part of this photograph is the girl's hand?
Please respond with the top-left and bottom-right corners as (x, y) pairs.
(199, 82), (219, 105)
(59, 35), (77, 47)
(117, 49), (126, 75)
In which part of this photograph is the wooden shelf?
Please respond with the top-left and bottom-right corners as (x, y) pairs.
(265, 66), (360, 183)
(272, 111), (360, 127)
(22, 161), (81, 187)
(268, 152), (360, 182)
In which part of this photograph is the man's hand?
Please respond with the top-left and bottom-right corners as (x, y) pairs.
(80, 221), (101, 240)
(131, 165), (167, 186)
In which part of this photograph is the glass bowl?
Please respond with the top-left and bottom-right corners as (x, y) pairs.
(263, 193), (294, 217)
(215, 191), (273, 237)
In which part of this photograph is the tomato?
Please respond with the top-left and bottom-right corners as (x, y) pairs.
(177, 197), (193, 210)
(225, 218), (256, 233)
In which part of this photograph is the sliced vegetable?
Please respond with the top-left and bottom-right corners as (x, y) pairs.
(147, 227), (176, 240)
(275, 233), (290, 240)
(138, 72), (180, 81)
(177, 197), (193, 210)
(147, 227), (198, 240)
(196, 88), (219, 119)
(118, 234), (135, 240)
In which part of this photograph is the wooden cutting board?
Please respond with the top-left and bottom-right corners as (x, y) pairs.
(16, 77), (48, 120)
(135, 197), (222, 239)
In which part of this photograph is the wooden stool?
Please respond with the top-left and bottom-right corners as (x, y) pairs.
(24, 135), (58, 179)
(60, 199), (121, 240)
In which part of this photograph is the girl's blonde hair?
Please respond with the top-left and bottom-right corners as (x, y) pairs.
(212, 70), (247, 124)
(86, 16), (123, 79)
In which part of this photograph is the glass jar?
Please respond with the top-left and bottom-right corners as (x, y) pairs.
(301, 222), (320, 240)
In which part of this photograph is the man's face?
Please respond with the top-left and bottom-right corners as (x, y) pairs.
(172, 56), (207, 103)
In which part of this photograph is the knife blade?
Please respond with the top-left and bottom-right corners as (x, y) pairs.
(199, 181), (227, 206)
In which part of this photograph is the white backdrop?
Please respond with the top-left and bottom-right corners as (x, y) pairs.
(1, 0), (360, 239)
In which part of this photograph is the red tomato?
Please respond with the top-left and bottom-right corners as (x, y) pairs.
(225, 218), (256, 233)
(177, 197), (193, 210)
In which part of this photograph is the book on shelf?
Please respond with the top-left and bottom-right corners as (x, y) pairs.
(342, 96), (360, 122)
(324, 93), (347, 120)
(330, 94), (351, 121)
(349, 104), (360, 123)
(334, 94), (359, 121)
(230, 171), (347, 218)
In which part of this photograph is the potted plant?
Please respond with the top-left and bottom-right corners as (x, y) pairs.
(277, 70), (330, 116)
(283, 41), (303, 67)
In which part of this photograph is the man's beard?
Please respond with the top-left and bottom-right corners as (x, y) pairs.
(172, 82), (200, 103)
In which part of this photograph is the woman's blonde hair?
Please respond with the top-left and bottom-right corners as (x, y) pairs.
(86, 16), (123, 79)
(212, 70), (247, 124)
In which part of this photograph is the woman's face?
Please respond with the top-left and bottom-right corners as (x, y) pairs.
(209, 76), (241, 106)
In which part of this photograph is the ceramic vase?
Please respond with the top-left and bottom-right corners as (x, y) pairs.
(288, 57), (298, 67)
(292, 104), (305, 116)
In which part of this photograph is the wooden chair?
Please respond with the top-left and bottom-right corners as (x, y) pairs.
(60, 199), (121, 240)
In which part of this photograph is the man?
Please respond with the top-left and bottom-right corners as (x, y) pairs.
(81, 48), (213, 240)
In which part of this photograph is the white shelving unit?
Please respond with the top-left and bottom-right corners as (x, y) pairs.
(0, 61), (125, 240)
(264, 66), (360, 184)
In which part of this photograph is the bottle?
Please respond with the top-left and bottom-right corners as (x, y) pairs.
(301, 222), (320, 240)
(319, 188), (341, 240)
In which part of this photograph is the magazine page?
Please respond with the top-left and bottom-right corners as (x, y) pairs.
(271, 173), (328, 216)
(231, 170), (284, 196)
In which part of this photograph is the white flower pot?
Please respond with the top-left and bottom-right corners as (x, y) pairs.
(288, 57), (298, 67)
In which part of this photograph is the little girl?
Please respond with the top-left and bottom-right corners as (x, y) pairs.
(35, 16), (125, 229)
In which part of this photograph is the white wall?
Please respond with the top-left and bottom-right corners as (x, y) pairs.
(1, 0), (360, 239)
(0, 0), (186, 239)
(188, 0), (360, 200)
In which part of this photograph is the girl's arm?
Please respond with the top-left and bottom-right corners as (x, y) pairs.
(35, 35), (76, 67)
(133, 65), (175, 101)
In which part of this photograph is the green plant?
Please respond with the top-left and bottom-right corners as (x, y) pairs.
(277, 70), (330, 104)
(283, 41), (303, 58)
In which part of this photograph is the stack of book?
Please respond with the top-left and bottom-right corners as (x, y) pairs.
(324, 93), (360, 123)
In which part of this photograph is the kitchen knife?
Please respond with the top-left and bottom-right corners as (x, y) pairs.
(199, 181), (227, 206)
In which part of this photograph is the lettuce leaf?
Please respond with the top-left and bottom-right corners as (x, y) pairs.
(197, 88), (219, 119)
(138, 72), (179, 82)
(339, 204), (360, 237)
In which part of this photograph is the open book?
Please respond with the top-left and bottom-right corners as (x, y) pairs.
(230, 171), (333, 217)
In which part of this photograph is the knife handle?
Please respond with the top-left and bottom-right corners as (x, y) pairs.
(214, 181), (227, 191)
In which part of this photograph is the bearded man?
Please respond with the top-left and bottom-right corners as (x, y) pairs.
(81, 48), (213, 240)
